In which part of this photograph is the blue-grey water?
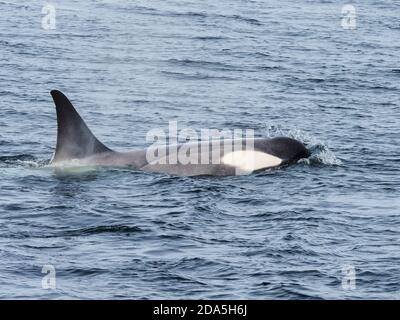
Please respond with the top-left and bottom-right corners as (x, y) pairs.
(0, 0), (399, 299)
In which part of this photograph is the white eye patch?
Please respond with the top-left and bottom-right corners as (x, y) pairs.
(222, 150), (282, 175)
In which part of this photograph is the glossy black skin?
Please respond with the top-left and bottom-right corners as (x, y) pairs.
(253, 137), (310, 165)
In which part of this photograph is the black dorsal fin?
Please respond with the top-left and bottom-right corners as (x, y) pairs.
(50, 90), (112, 162)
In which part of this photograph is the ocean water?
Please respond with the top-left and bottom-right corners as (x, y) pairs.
(0, 0), (399, 299)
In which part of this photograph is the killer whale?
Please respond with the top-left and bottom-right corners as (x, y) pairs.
(49, 90), (310, 176)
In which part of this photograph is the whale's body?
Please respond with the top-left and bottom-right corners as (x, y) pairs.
(49, 90), (310, 176)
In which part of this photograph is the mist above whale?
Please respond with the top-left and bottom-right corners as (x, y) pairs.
(49, 90), (310, 176)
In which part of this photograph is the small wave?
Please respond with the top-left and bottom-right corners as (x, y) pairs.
(192, 36), (227, 41)
(0, 154), (48, 168)
(228, 14), (262, 26)
(61, 267), (110, 277)
(264, 125), (342, 166)
(2, 226), (146, 239)
(166, 58), (242, 72)
(62, 225), (148, 237)
(306, 78), (325, 83)
(160, 70), (235, 81)
(172, 257), (223, 271)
